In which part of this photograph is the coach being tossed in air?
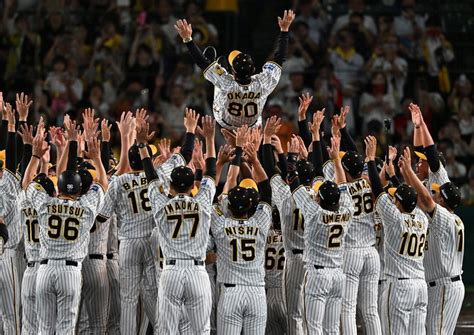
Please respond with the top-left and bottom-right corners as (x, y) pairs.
(174, 10), (295, 130)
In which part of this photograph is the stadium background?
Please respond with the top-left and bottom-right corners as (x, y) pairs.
(1, 0), (473, 331)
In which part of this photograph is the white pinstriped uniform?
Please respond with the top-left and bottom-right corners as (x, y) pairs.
(18, 189), (41, 335)
(79, 213), (110, 334)
(374, 211), (388, 331)
(424, 205), (464, 335)
(206, 233), (218, 335)
(427, 164), (449, 192)
(265, 228), (286, 335)
(0, 171), (23, 335)
(99, 154), (185, 334)
(203, 61), (282, 129)
(341, 178), (381, 335)
(293, 184), (353, 335)
(26, 182), (104, 334)
(106, 215), (120, 335)
(211, 201), (272, 335)
(149, 176), (216, 334)
(376, 194), (428, 335)
(270, 175), (305, 335)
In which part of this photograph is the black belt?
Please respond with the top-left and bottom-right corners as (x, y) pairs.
(314, 265), (325, 270)
(106, 253), (114, 259)
(292, 249), (303, 255)
(40, 259), (78, 267)
(429, 275), (461, 287)
(89, 254), (104, 260)
(27, 262), (36, 267)
(166, 259), (204, 266)
(224, 283), (236, 287)
(378, 280), (386, 285)
(398, 278), (409, 280)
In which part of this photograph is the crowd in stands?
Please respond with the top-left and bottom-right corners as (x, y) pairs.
(0, 0), (473, 204)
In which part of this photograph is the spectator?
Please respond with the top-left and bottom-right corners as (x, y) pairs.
(313, 65), (342, 117)
(295, 0), (331, 36)
(359, 72), (395, 133)
(39, 11), (65, 60)
(448, 74), (473, 115)
(444, 147), (467, 180)
(78, 83), (111, 118)
(166, 56), (198, 96)
(458, 99), (474, 141)
(460, 167), (474, 205)
(393, 0), (426, 59)
(367, 34), (408, 103)
(345, 12), (375, 60)
(283, 72), (311, 115)
(291, 21), (319, 60)
(183, 1), (218, 48)
(331, 0), (377, 37)
(70, 24), (93, 70)
(277, 37), (313, 91)
(156, 0), (179, 46)
(158, 84), (188, 142)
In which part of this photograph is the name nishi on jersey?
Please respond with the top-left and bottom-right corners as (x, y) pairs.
(122, 178), (148, 190)
(46, 204), (85, 217)
(164, 201), (200, 215)
(225, 226), (259, 236)
(226, 92), (261, 100)
(22, 207), (38, 217)
(348, 179), (371, 195)
(322, 213), (350, 224)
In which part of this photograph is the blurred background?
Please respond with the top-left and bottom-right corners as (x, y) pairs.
(1, 0), (474, 330)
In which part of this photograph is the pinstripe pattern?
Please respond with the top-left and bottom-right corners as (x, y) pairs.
(119, 237), (157, 334)
(206, 234), (218, 335)
(303, 267), (345, 334)
(382, 278), (427, 335)
(0, 249), (21, 334)
(18, 191), (40, 262)
(36, 260), (82, 334)
(80, 257), (109, 334)
(427, 165), (449, 192)
(282, 254), (305, 335)
(426, 277), (464, 335)
(0, 172), (22, 250)
(266, 287), (286, 335)
(203, 60), (281, 129)
(374, 212), (385, 280)
(217, 285), (267, 335)
(21, 263), (39, 335)
(378, 280), (388, 335)
(106, 256), (120, 335)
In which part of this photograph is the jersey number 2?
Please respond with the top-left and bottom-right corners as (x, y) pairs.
(228, 102), (258, 118)
(328, 224), (343, 248)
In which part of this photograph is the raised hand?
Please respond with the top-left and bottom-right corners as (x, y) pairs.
(235, 125), (249, 148)
(221, 129), (236, 146)
(408, 103), (423, 127)
(5, 103), (15, 130)
(271, 135), (283, 154)
(16, 92), (32, 122)
(327, 135), (341, 160)
(174, 19), (193, 40)
(135, 108), (149, 123)
(135, 119), (154, 144)
(158, 138), (171, 160)
(298, 92), (313, 121)
(49, 127), (66, 149)
(42, 144), (50, 164)
(287, 135), (300, 154)
(65, 120), (80, 142)
(249, 126), (263, 148)
(388, 145), (398, 161)
(264, 116), (282, 141)
(217, 144), (234, 165)
(296, 136), (308, 160)
(184, 108), (199, 134)
(0, 92), (5, 120)
(116, 111), (134, 136)
(18, 124), (34, 145)
(278, 9), (295, 32)
(101, 119), (112, 142)
(308, 108), (325, 136)
(201, 115), (215, 139)
(84, 136), (101, 160)
(243, 142), (258, 164)
(192, 139), (205, 169)
(364, 135), (377, 161)
(83, 108), (100, 142)
(32, 128), (47, 157)
(331, 114), (341, 138)
(337, 106), (350, 129)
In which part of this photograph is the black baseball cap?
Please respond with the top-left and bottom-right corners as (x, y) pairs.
(170, 166), (194, 192)
(33, 173), (55, 197)
(316, 181), (341, 211)
(341, 151), (365, 178)
(228, 186), (252, 216)
(297, 160), (315, 185)
(128, 144), (152, 171)
(432, 182), (461, 210)
(228, 51), (255, 79)
(388, 184), (417, 212)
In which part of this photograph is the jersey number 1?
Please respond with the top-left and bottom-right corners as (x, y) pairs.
(228, 102), (258, 118)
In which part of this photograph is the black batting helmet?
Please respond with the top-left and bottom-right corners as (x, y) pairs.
(341, 151), (365, 178)
(228, 50), (255, 80)
(228, 186), (252, 217)
(33, 173), (55, 197)
(170, 166), (195, 193)
(57, 170), (82, 195)
(247, 188), (260, 217)
(317, 181), (341, 211)
(297, 160), (315, 185)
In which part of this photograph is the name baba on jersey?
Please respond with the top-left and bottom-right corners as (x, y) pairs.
(122, 178), (148, 190)
(46, 204), (84, 217)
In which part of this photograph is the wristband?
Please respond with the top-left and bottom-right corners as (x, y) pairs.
(137, 142), (147, 149)
(32, 155), (41, 160)
(183, 37), (192, 43)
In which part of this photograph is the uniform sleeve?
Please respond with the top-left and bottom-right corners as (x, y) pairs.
(203, 61), (234, 89)
(429, 204), (453, 236)
(293, 186), (318, 222)
(156, 153), (186, 188)
(270, 175), (291, 210)
(195, 176), (217, 209)
(82, 184), (105, 218)
(98, 178), (118, 219)
(210, 208), (226, 236)
(148, 179), (170, 210)
(252, 202), (273, 229)
(255, 62), (282, 94)
(0, 170), (20, 197)
(26, 182), (50, 212)
(428, 164), (450, 189)
(375, 193), (400, 227)
(323, 161), (335, 181)
(338, 184), (354, 216)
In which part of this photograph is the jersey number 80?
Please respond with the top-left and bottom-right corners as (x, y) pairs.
(228, 102), (258, 118)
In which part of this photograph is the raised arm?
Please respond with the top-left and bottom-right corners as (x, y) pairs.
(175, 19), (212, 70)
(337, 106), (357, 152)
(327, 135), (346, 185)
(22, 126), (47, 189)
(180, 108), (198, 163)
(136, 119), (159, 183)
(84, 136), (108, 191)
(115, 111), (133, 175)
(308, 109), (325, 178)
(297, 93), (313, 147)
(398, 147), (435, 212)
(365, 135), (384, 198)
(262, 116), (281, 178)
(202, 115), (216, 180)
(15, 93), (32, 163)
(5, 103), (17, 173)
(244, 142), (271, 205)
(272, 9), (295, 66)
(411, 104), (441, 173)
(409, 102), (424, 152)
(287, 136), (302, 192)
(18, 124), (33, 178)
(100, 119), (112, 173)
(223, 126), (248, 194)
(216, 144), (233, 185)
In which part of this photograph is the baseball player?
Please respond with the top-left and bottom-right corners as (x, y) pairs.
(97, 109), (197, 333)
(22, 127), (107, 334)
(137, 114), (216, 334)
(265, 207), (287, 335)
(365, 136), (428, 335)
(105, 213), (120, 335)
(289, 134), (353, 334)
(205, 232), (218, 335)
(174, 10), (295, 130)
(211, 137), (272, 334)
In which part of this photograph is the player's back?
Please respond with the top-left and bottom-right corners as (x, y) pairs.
(105, 172), (154, 239)
(0, 171), (22, 249)
(265, 228), (285, 289)
(345, 178), (376, 248)
(423, 205), (464, 282)
(211, 203), (271, 286)
(18, 190), (40, 262)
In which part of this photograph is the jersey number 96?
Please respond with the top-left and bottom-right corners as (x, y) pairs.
(228, 102), (258, 118)
(47, 215), (80, 241)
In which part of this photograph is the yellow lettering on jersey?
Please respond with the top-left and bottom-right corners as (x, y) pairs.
(348, 179), (371, 195)
(322, 213), (350, 224)
(224, 225), (259, 237)
(164, 201), (200, 215)
(46, 205), (84, 218)
(403, 218), (424, 230)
